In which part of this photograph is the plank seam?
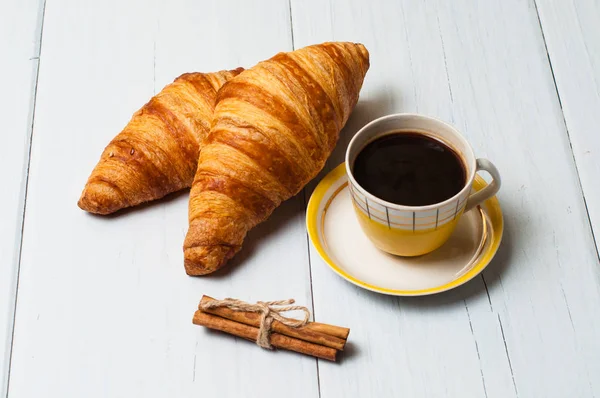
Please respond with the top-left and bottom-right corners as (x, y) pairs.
(291, 1), (320, 395)
(481, 275), (493, 312)
(464, 301), (490, 398)
(435, 11), (454, 109)
(303, 188), (321, 398)
(5, 1), (47, 397)
(498, 314), (519, 397)
(532, 0), (600, 263)
(192, 339), (198, 382)
(287, 0), (295, 51)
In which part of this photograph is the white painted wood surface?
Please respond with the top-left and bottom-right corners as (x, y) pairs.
(294, 0), (600, 397)
(294, 2), (510, 397)
(8, 0), (317, 397)
(0, 0), (44, 396)
(535, 0), (600, 247)
(3, 0), (600, 397)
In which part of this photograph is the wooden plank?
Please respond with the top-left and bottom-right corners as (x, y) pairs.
(0, 0), (45, 396)
(535, 0), (600, 249)
(436, 1), (600, 396)
(292, 1), (514, 397)
(8, 1), (318, 397)
(293, 0), (600, 396)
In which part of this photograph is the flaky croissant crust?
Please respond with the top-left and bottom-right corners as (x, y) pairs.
(78, 68), (243, 215)
(184, 42), (369, 275)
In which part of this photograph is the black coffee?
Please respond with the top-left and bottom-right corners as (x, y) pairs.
(352, 132), (466, 206)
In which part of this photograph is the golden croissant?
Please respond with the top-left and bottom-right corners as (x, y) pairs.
(184, 42), (370, 275)
(78, 68), (243, 215)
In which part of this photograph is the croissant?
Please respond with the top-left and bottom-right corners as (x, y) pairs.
(184, 42), (370, 275)
(78, 68), (243, 215)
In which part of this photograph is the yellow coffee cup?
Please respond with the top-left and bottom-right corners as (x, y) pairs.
(345, 113), (501, 257)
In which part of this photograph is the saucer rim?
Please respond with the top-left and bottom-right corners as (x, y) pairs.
(306, 163), (504, 296)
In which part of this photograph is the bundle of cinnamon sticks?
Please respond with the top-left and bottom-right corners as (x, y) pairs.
(193, 295), (349, 361)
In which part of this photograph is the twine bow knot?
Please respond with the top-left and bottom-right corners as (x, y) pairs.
(200, 298), (310, 348)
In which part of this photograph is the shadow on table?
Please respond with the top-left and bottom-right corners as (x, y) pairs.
(208, 194), (306, 278)
(337, 341), (360, 363)
(84, 188), (190, 219)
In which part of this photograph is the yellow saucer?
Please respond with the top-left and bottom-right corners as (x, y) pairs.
(306, 163), (503, 296)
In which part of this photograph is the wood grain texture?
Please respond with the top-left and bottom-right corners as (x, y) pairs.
(436, 2), (600, 396)
(7, 0), (600, 397)
(293, 0), (600, 397)
(8, 0), (317, 397)
(535, 0), (600, 251)
(0, 0), (44, 396)
(292, 2), (513, 397)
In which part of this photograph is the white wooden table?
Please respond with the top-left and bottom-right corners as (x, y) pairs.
(2, 0), (600, 397)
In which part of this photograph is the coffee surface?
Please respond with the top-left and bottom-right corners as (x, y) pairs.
(352, 132), (466, 206)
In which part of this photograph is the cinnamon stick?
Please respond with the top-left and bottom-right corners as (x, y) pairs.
(200, 295), (348, 350)
(193, 311), (338, 361)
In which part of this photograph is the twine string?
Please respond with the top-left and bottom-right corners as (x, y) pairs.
(200, 298), (310, 349)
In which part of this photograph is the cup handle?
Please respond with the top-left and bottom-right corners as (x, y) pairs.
(464, 158), (501, 212)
